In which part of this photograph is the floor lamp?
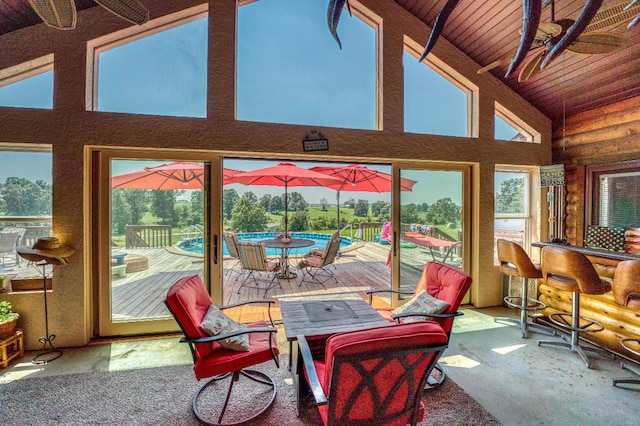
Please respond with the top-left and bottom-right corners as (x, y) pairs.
(16, 237), (75, 364)
(540, 165), (567, 242)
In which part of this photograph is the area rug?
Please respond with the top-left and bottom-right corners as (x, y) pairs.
(0, 356), (500, 425)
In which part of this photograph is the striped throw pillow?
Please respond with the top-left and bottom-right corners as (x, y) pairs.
(624, 227), (640, 254)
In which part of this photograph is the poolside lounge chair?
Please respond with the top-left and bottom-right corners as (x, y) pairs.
(236, 241), (282, 296)
(298, 233), (341, 287)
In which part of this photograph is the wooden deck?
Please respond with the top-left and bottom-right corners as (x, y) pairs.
(2, 239), (460, 326)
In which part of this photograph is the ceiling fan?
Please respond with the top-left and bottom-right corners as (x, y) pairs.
(28, 0), (149, 30)
(478, 0), (639, 82)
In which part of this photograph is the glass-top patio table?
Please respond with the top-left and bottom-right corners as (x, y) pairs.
(260, 237), (314, 279)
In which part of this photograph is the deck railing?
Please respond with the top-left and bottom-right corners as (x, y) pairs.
(125, 225), (172, 248)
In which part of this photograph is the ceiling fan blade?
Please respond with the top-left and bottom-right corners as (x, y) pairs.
(568, 32), (628, 54)
(477, 56), (513, 74)
(28, 0), (77, 30)
(584, 0), (640, 32)
(518, 52), (545, 82)
(94, 0), (149, 25)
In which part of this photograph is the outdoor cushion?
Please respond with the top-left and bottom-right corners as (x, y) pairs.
(391, 289), (450, 322)
(200, 304), (250, 352)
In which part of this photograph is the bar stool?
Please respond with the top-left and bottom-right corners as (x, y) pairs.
(611, 260), (640, 388)
(495, 239), (556, 338)
(537, 246), (612, 368)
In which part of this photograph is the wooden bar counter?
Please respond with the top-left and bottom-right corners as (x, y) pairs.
(532, 242), (640, 362)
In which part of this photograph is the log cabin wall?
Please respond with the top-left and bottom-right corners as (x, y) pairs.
(553, 95), (640, 246)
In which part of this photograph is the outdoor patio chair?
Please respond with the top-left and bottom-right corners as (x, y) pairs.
(222, 231), (243, 278)
(366, 261), (472, 387)
(0, 228), (24, 266)
(236, 241), (282, 296)
(298, 233), (341, 288)
(164, 274), (280, 425)
(298, 321), (448, 426)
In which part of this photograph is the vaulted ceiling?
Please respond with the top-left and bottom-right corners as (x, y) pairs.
(1, 0), (638, 127)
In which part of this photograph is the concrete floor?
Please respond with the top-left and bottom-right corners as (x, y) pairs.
(1, 307), (638, 425)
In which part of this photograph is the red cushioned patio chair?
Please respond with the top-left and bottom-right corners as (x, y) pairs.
(366, 261), (472, 387)
(298, 321), (448, 426)
(164, 274), (280, 425)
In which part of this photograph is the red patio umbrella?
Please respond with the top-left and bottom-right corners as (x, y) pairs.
(226, 162), (341, 235)
(112, 161), (240, 190)
(309, 163), (417, 230)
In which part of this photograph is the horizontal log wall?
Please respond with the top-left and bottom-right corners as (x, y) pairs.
(539, 283), (640, 363)
(552, 95), (640, 246)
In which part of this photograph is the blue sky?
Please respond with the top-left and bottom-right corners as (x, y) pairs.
(0, 0), (523, 205)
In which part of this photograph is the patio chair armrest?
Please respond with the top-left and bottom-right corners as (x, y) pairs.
(220, 299), (275, 309)
(365, 289), (414, 305)
(180, 327), (277, 344)
(297, 335), (328, 406)
(390, 310), (464, 322)
(220, 299), (276, 326)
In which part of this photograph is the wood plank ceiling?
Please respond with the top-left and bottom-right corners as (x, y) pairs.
(396, 0), (640, 127)
(0, 0), (638, 127)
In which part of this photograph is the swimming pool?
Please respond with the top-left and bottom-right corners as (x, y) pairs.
(176, 232), (353, 257)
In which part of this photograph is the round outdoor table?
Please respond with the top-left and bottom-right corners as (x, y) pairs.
(261, 238), (314, 279)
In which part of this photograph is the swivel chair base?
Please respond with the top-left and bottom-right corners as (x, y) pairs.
(495, 277), (556, 338)
(537, 293), (611, 369)
(193, 369), (277, 426)
(612, 338), (640, 389)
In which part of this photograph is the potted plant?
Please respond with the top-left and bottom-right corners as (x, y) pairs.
(0, 300), (19, 337)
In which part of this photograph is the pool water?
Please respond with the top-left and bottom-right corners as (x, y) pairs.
(177, 232), (352, 257)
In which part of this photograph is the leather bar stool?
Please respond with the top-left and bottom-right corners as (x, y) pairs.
(537, 246), (612, 368)
(495, 239), (556, 338)
(611, 260), (640, 388)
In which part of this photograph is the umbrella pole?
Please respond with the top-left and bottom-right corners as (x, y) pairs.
(336, 190), (341, 233)
(284, 182), (288, 236)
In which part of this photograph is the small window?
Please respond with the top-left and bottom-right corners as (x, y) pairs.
(495, 102), (537, 143)
(0, 55), (54, 109)
(89, 9), (207, 117)
(588, 160), (640, 228)
(494, 169), (531, 264)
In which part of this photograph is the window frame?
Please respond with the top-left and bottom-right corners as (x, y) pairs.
(586, 159), (640, 228)
(494, 102), (539, 143)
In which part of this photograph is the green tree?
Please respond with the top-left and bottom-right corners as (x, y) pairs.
(123, 189), (149, 224)
(354, 199), (369, 217)
(151, 190), (177, 225)
(288, 191), (308, 212)
(495, 177), (525, 214)
(269, 195), (284, 214)
(289, 210), (310, 232)
(320, 197), (329, 211)
(178, 204), (190, 226)
(344, 197), (356, 209)
(426, 197), (460, 225)
(243, 191), (258, 203)
(259, 194), (272, 211)
(419, 202), (430, 212)
(371, 200), (386, 216)
(230, 197), (267, 232)
(223, 188), (239, 220)
(400, 203), (420, 224)
(189, 190), (204, 224)
(111, 190), (131, 234)
(0, 177), (51, 215)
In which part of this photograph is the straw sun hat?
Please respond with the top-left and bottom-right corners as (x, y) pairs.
(17, 237), (75, 265)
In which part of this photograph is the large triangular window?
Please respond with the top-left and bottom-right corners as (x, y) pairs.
(495, 102), (538, 143)
(0, 55), (53, 109)
(88, 6), (207, 118)
(403, 46), (475, 137)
